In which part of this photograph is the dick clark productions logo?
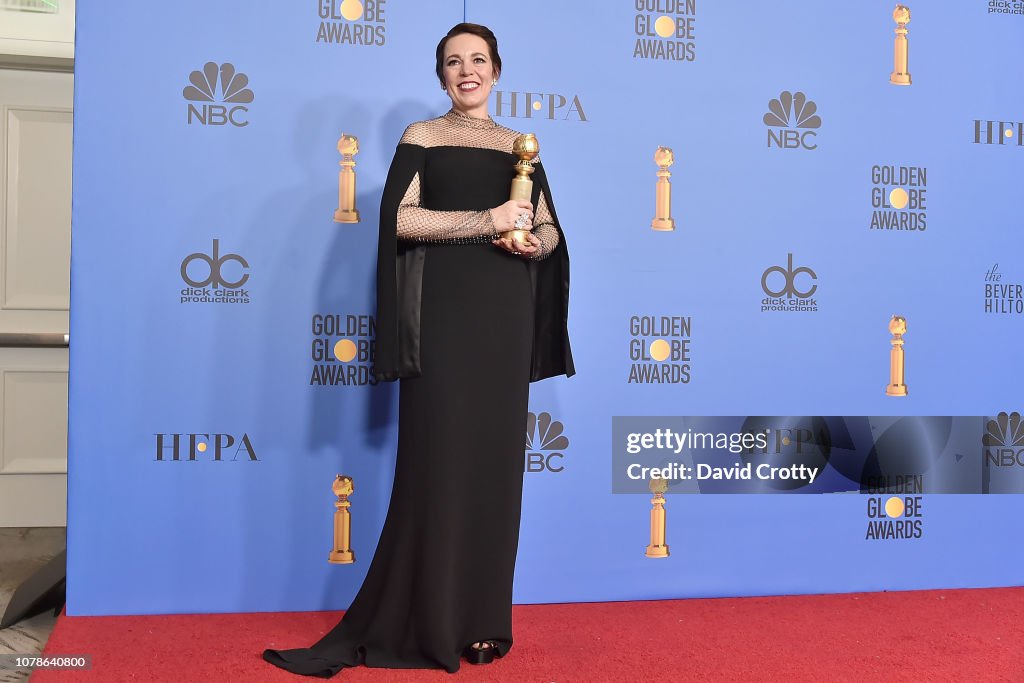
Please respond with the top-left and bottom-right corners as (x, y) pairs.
(183, 62), (254, 127)
(760, 254), (818, 313)
(180, 239), (250, 304)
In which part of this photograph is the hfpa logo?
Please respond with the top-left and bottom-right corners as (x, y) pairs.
(183, 62), (254, 127)
(155, 433), (258, 461)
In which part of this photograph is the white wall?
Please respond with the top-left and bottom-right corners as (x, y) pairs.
(0, 0), (75, 64)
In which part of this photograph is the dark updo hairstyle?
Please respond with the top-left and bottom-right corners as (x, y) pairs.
(435, 23), (502, 88)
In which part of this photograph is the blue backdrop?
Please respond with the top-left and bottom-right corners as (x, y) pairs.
(67, 0), (1024, 616)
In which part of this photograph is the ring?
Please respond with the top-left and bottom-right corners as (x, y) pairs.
(514, 212), (529, 229)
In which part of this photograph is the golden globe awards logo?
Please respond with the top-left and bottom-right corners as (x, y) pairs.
(180, 240), (251, 304)
(983, 411), (1024, 466)
(524, 412), (569, 474)
(310, 314), (377, 386)
(492, 91), (587, 121)
(316, 0), (386, 45)
(760, 254), (818, 313)
(864, 493), (923, 540)
(869, 165), (927, 231)
(628, 316), (691, 383)
(984, 264), (1024, 314)
(632, 0), (696, 61)
(973, 119), (1024, 145)
(764, 91), (820, 150)
(183, 62), (253, 127)
(154, 433), (257, 461)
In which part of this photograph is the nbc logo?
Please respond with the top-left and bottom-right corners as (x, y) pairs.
(524, 412), (569, 473)
(183, 62), (254, 127)
(763, 91), (821, 150)
(983, 412), (1024, 466)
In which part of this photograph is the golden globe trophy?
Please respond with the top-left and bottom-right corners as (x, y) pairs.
(645, 478), (670, 558)
(506, 133), (539, 249)
(886, 315), (908, 397)
(328, 475), (355, 564)
(651, 147), (676, 231)
(333, 134), (360, 223)
(889, 5), (912, 86)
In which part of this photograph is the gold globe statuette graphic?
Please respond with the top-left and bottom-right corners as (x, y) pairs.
(890, 5), (912, 86)
(328, 475), (356, 564)
(645, 478), (670, 558)
(651, 146), (676, 231)
(886, 315), (909, 397)
(333, 134), (360, 223)
(505, 133), (539, 249)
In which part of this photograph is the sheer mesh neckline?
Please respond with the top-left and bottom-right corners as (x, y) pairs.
(442, 108), (497, 129)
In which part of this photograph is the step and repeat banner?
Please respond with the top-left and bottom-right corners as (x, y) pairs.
(68, 1), (1024, 615)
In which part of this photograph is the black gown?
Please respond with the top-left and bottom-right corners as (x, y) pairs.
(263, 110), (573, 677)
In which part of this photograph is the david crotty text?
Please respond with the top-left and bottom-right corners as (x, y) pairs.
(627, 462), (820, 484)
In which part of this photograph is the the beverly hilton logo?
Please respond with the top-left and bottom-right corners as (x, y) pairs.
(870, 165), (927, 231)
(492, 91), (587, 121)
(310, 314), (377, 386)
(760, 254), (818, 313)
(316, 0), (386, 45)
(764, 91), (820, 150)
(628, 316), (691, 383)
(525, 412), (569, 474)
(984, 411), (1024, 466)
(633, 0), (696, 61)
(183, 62), (253, 127)
(984, 264), (1024, 314)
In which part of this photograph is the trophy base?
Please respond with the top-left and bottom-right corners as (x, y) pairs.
(334, 209), (360, 224)
(328, 550), (355, 564)
(500, 229), (530, 246)
(889, 72), (911, 86)
(885, 385), (908, 397)
(651, 218), (675, 231)
(645, 545), (670, 558)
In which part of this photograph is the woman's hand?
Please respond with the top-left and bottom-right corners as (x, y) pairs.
(493, 231), (541, 257)
(488, 200), (534, 234)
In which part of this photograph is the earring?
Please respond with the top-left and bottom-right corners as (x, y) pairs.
(492, 80), (497, 85)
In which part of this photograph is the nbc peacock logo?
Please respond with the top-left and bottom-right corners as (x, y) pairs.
(763, 91), (821, 150)
(524, 412), (569, 474)
(183, 62), (254, 127)
(316, 0), (386, 46)
(983, 412), (1024, 466)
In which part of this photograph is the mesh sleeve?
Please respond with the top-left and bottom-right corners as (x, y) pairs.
(395, 172), (497, 241)
(528, 189), (560, 260)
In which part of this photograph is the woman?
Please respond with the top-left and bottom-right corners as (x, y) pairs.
(263, 23), (573, 677)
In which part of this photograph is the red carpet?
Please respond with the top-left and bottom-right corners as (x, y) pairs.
(33, 588), (1024, 681)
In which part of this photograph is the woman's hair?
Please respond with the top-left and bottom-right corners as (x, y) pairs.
(435, 23), (502, 88)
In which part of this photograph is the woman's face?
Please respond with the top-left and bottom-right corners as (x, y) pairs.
(442, 33), (498, 116)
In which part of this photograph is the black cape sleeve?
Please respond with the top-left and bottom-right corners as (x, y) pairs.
(527, 161), (575, 382)
(373, 143), (425, 383)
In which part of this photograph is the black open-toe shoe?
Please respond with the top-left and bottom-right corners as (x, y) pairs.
(463, 640), (497, 665)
